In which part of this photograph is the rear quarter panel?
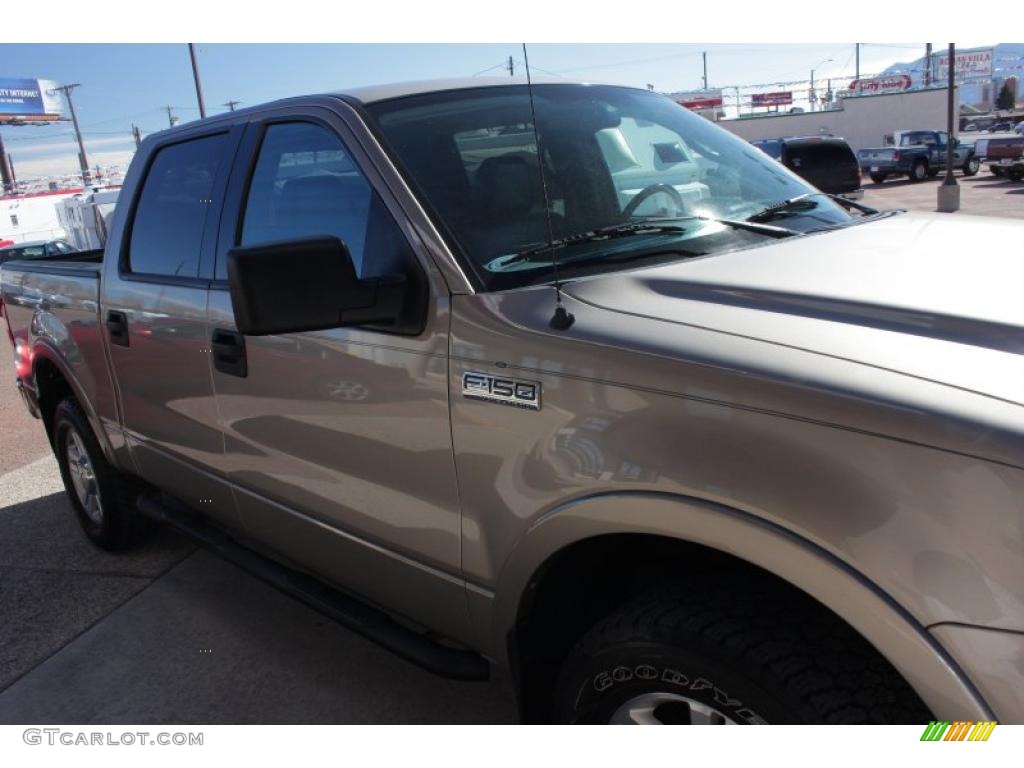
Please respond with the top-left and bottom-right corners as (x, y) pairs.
(1, 262), (123, 462)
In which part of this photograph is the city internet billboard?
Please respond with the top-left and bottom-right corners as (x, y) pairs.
(0, 78), (66, 121)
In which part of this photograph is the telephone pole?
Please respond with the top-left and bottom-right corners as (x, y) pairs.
(855, 43), (860, 82)
(0, 133), (14, 194)
(188, 44), (207, 119)
(507, 56), (514, 77)
(54, 83), (90, 186)
(132, 124), (142, 148)
(222, 100), (241, 112)
(163, 106), (177, 127)
(702, 51), (708, 90)
(924, 43), (933, 87)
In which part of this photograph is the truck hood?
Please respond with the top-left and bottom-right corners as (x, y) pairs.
(564, 212), (1024, 405)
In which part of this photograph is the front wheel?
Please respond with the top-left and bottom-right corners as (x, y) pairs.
(909, 159), (928, 182)
(962, 156), (980, 176)
(53, 397), (151, 550)
(553, 577), (931, 724)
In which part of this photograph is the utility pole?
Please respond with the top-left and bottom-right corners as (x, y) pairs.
(855, 43), (860, 82)
(132, 124), (142, 148)
(188, 44), (207, 119)
(924, 43), (932, 87)
(507, 56), (514, 77)
(810, 69), (816, 112)
(163, 105), (177, 127)
(54, 84), (90, 186)
(702, 51), (708, 90)
(938, 44), (960, 213)
(222, 100), (241, 112)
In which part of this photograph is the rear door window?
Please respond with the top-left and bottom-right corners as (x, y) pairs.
(128, 133), (228, 278)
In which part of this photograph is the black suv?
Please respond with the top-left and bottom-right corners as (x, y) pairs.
(752, 136), (863, 198)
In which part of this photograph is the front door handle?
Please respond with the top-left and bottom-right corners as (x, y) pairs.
(212, 328), (247, 377)
(106, 310), (129, 347)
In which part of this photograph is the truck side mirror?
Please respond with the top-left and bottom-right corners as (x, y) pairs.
(226, 236), (407, 336)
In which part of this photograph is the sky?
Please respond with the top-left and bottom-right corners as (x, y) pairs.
(0, 42), (989, 179)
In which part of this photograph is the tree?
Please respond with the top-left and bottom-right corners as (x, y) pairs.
(995, 80), (1016, 111)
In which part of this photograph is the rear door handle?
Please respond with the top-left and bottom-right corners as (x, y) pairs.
(106, 310), (129, 347)
(212, 328), (247, 377)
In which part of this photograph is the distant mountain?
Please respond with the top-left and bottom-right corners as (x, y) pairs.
(879, 43), (1024, 106)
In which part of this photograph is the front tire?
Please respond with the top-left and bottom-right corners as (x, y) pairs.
(53, 397), (151, 550)
(553, 576), (931, 724)
(962, 156), (980, 176)
(909, 159), (928, 182)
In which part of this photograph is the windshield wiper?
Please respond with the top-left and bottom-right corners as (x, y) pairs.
(504, 215), (798, 266)
(504, 222), (690, 264)
(746, 192), (823, 223)
(827, 194), (878, 216)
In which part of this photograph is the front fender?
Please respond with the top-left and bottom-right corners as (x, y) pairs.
(489, 491), (993, 720)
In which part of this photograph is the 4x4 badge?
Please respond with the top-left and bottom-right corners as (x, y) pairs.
(462, 371), (541, 410)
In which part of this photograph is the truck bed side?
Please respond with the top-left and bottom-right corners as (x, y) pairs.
(1, 257), (123, 464)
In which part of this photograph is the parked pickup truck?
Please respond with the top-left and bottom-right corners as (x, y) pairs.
(975, 135), (1024, 181)
(3, 79), (1024, 725)
(858, 130), (980, 183)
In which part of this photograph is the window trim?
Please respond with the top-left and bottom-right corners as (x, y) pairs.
(118, 126), (242, 287)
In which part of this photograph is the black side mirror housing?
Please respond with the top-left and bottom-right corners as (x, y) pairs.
(227, 236), (407, 336)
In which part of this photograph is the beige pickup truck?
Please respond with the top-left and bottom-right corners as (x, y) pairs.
(2, 78), (1023, 724)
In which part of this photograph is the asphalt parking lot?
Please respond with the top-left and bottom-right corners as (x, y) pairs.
(860, 168), (1024, 218)
(0, 170), (1018, 725)
(0, 382), (516, 724)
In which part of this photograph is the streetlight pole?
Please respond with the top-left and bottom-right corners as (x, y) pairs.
(54, 84), (90, 186)
(188, 44), (207, 119)
(938, 44), (960, 213)
(809, 59), (834, 112)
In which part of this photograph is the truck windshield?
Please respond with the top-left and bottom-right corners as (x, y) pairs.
(366, 84), (853, 291)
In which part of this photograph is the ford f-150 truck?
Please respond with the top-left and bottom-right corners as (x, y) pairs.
(3, 79), (1023, 725)
(857, 129), (980, 183)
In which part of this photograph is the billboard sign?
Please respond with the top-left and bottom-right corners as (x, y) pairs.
(0, 78), (66, 120)
(848, 75), (912, 95)
(751, 91), (793, 107)
(673, 89), (723, 111)
(935, 48), (994, 83)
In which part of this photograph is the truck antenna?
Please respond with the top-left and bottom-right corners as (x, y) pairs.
(522, 42), (574, 331)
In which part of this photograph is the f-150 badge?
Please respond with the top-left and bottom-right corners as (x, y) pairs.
(462, 371), (541, 410)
